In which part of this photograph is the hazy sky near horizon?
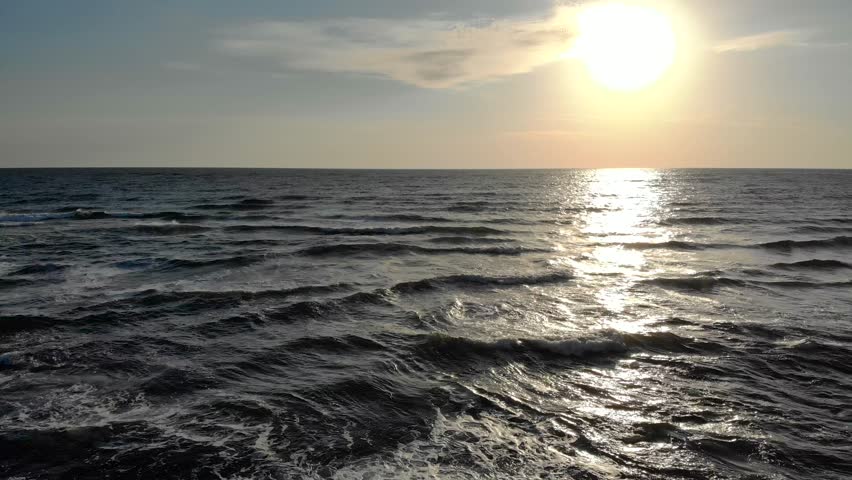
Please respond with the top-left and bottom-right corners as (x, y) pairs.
(2, 0), (851, 168)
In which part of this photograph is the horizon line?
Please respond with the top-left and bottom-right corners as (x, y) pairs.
(1, 166), (851, 171)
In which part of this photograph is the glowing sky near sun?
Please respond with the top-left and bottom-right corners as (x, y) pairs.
(1, 0), (851, 168)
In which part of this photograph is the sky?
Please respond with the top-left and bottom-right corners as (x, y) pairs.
(1, 0), (851, 169)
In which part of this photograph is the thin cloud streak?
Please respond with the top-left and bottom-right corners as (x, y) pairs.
(713, 30), (807, 53)
(218, 8), (576, 88)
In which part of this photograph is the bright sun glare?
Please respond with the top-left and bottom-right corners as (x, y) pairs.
(572, 2), (677, 92)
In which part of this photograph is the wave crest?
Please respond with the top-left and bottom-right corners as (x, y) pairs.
(297, 243), (545, 257)
(390, 272), (572, 293)
(418, 333), (627, 359)
(759, 236), (852, 250)
(771, 259), (852, 270)
(224, 224), (507, 236)
(641, 276), (748, 292)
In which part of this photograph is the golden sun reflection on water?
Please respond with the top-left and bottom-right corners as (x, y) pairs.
(575, 169), (669, 324)
(581, 168), (667, 244)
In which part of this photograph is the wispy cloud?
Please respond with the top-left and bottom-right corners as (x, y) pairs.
(218, 7), (576, 88)
(713, 30), (808, 53)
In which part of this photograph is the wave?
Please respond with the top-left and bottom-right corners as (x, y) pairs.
(445, 201), (543, 213)
(643, 274), (851, 291)
(276, 194), (317, 201)
(415, 330), (713, 361)
(811, 218), (852, 224)
(759, 236), (852, 250)
(229, 239), (282, 246)
(390, 272), (572, 293)
(660, 216), (742, 226)
(266, 300), (346, 322)
(112, 258), (167, 270)
(0, 212), (75, 222)
(481, 217), (551, 225)
(0, 278), (33, 289)
(705, 321), (787, 340)
(657, 317), (696, 326)
(321, 214), (455, 223)
(755, 280), (852, 289)
(141, 367), (218, 397)
(153, 255), (270, 271)
(159, 288), (401, 334)
(776, 338), (852, 356)
(0, 222), (35, 228)
(181, 273), (572, 326)
(0, 209), (134, 222)
(622, 331), (724, 353)
(139, 212), (210, 222)
(192, 198), (275, 211)
(640, 276), (748, 291)
(621, 240), (709, 251)
(127, 283), (354, 307)
(7, 263), (67, 276)
(115, 253), (288, 272)
(618, 236), (852, 251)
(224, 224), (507, 236)
(177, 273), (571, 324)
(417, 333), (627, 359)
(427, 236), (516, 244)
(68, 193), (100, 201)
(0, 315), (59, 335)
(282, 334), (386, 354)
(237, 198), (275, 206)
(129, 224), (211, 235)
(1, 209), (219, 224)
(296, 243), (546, 257)
(193, 204), (232, 210)
(791, 225), (852, 234)
(53, 206), (98, 213)
(447, 202), (491, 213)
(70, 210), (112, 220)
(770, 259), (852, 270)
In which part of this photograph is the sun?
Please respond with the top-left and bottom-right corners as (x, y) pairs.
(571, 2), (677, 92)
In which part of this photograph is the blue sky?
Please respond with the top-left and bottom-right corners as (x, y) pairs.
(1, 0), (850, 168)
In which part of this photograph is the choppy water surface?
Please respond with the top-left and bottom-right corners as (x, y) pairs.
(1, 169), (851, 479)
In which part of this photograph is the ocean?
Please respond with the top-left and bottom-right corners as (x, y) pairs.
(1, 168), (850, 479)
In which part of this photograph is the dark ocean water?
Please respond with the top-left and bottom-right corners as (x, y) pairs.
(1, 168), (851, 479)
